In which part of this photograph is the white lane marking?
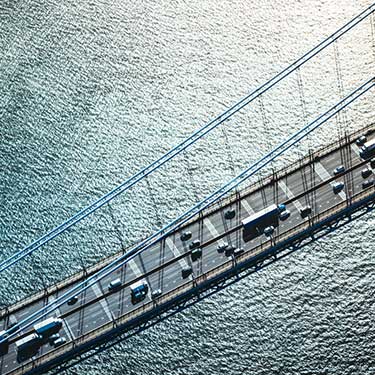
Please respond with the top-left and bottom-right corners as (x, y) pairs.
(91, 284), (113, 321)
(9, 314), (17, 325)
(49, 294), (75, 339)
(127, 259), (142, 277)
(351, 144), (361, 157)
(315, 162), (346, 200)
(166, 238), (189, 270)
(204, 217), (226, 246)
(278, 180), (304, 211)
(241, 199), (254, 215)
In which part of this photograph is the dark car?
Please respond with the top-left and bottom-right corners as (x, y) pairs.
(181, 267), (192, 279)
(361, 168), (372, 179)
(225, 246), (236, 257)
(233, 248), (245, 257)
(300, 206), (312, 218)
(332, 182), (344, 194)
(217, 242), (228, 253)
(356, 135), (367, 146)
(180, 231), (192, 242)
(151, 289), (162, 300)
(67, 296), (78, 306)
(362, 179), (374, 189)
(224, 209), (236, 220)
(264, 226), (274, 237)
(191, 248), (202, 262)
(189, 239), (201, 250)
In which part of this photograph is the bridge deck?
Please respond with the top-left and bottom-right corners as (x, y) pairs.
(1, 123), (375, 375)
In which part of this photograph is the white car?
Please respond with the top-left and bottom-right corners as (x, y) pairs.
(279, 210), (291, 221)
(264, 226), (274, 237)
(332, 182), (344, 194)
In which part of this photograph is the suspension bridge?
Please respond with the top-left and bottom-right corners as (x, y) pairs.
(1, 4), (375, 375)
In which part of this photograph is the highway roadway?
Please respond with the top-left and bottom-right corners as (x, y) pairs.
(1, 126), (374, 374)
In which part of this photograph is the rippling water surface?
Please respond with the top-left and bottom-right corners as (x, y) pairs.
(1, 0), (375, 374)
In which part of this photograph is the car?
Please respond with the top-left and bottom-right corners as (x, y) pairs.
(189, 239), (201, 250)
(362, 179), (374, 189)
(53, 337), (66, 348)
(181, 267), (192, 279)
(225, 246), (236, 257)
(300, 206), (312, 218)
(370, 158), (375, 169)
(151, 289), (162, 300)
(279, 209), (291, 221)
(191, 248), (202, 262)
(217, 242), (228, 253)
(333, 165), (345, 175)
(361, 168), (372, 179)
(224, 209), (236, 220)
(332, 182), (344, 194)
(67, 296), (78, 306)
(263, 226), (274, 237)
(356, 135), (367, 146)
(180, 231), (192, 242)
(108, 278), (122, 292)
(233, 248), (245, 257)
(48, 334), (60, 346)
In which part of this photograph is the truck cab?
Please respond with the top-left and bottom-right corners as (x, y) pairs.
(130, 280), (149, 305)
(16, 333), (42, 362)
(0, 331), (9, 355)
(360, 138), (375, 159)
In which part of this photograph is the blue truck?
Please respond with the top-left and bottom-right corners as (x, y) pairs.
(33, 318), (63, 337)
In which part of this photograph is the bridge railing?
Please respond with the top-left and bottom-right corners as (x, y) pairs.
(1, 122), (374, 321)
(8, 182), (375, 375)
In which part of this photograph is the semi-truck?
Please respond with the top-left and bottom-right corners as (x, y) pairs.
(242, 204), (285, 242)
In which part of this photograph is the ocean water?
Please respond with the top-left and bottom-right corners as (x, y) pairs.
(0, 0), (375, 374)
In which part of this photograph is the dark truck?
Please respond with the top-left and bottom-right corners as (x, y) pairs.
(15, 333), (43, 362)
(242, 204), (285, 242)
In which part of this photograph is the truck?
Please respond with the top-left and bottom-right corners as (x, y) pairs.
(130, 280), (149, 305)
(0, 331), (9, 355)
(15, 333), (42, 361)
(242, 204), (285, 242)
(360, 138), (375, 159)
(33, 317), (63, 338)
